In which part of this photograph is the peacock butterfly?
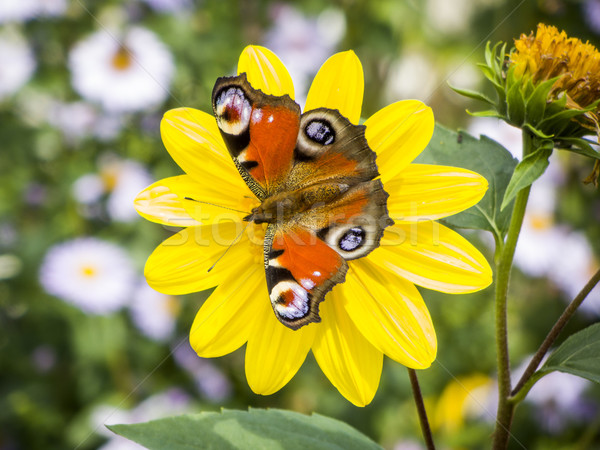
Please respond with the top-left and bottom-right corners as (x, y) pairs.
(212, 73), (393, 330)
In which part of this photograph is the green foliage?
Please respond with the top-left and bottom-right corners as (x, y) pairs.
(455, 37), (600, 166)
(501, 140), (553, 210)
(541, 323), (600, 384)
(416, 124), (518, 240)
(109, 409), (382, 450)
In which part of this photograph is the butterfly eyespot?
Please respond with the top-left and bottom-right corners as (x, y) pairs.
(338, 227), (366, 252)
(214, 86), (252, 135)
(305, 119), (335, 145)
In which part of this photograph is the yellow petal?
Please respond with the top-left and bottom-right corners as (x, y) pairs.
(190, 265), (265, 358)
(134, 176), (201, 227)
(343, 260), (436, 367)
(364, 100), (434, 183)
(144, 222), (261, 295)
(312, 289), (383, 406)
(371, 222), (493, 293)
(245, 293), (317, 395)
(304, 51), (364, 124)
(237, 45), (295, 98)
(386, 164), (488, 221)
(161, 107), (242, 185)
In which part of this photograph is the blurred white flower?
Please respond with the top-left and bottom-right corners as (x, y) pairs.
(39, 238), (136, 314)
(141, 0), (192, 13)
(425, 0), (474, 35)
(91, 388), (192, 449)
(0, 30), (36, 99)
(46, 101), (124, 143)
(392, 441), (425, 450)
(72, 173), (106, 205)
(0, 0), (38, 23)
(72, 155), (153, 222)
(69, 27), (174, 112)
(468, 117), (522, 158)
(107, 160), (154, 222)
(584, 0), (600, 34)
(263, 4), (345, 105)
(130, 281), (179, 342)
(385, 49), (437, 101)
(0, 0), (67, 23)
(173, 343), (232, 402)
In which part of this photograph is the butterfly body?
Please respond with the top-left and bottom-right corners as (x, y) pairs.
(212, 73), (392, 330)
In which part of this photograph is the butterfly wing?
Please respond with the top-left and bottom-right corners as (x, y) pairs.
(212, 73), (300, 200)
(287, 108), (379, 189)
(265, 179), (392, 329)
(264, 223), (348, 330)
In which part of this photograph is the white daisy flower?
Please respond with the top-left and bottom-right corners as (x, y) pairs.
(0, 30), (36, 99)
(69, 26), (174, 113)
(39, 238), (136, 314)
(0, 0), (38, 23)
(0, 0), (67, 23)
(106, 160), (154, 222)
(385, 49), (437, 101)
(468, 117), (523, 158)
(130, 281), (179, 342)
(141, 0), (192, 14)
(44, 100), (124, 143)
(72, 155), (153, 222)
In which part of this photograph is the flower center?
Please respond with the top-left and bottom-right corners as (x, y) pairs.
(529, 213), (552, 231)
(111, 46), (133, 71)
(164, 296), (181, 317)
(80, 265), (97, 278)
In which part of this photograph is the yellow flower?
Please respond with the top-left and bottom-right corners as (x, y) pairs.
(433, 373), (495, 433)
(511, 23), (600, 111)
(134, 46), (492, 406)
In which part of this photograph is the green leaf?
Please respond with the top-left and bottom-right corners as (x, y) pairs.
(522, 123), (554, 139)
(538, 107), (593, 132)
(415, 124), (518, 239)
(506, 75), (525, 125)
(477, 64), (503, 88)
(449, 84), (495, 105)
(466, 110), (504, 119)
(525, 76), (559, 122)
(540, 323), (600, 383)
(500, 141), (553, 211)
(557, 138), (600, 160)
(108, 409), (383, 450)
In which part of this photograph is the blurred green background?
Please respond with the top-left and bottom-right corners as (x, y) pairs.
(1, 0), (600, 449)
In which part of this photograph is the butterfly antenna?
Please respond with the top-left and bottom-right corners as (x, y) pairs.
(184, 197), (247, 214)
(207, 218), (253, 273)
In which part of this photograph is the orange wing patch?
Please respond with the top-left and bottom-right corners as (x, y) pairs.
(265, 225), (347, 329)
(247, 104), (300, 189)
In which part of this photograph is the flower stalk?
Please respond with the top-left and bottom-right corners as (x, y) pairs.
(408, 369), (435, 450)
(492, 129), (535, 449)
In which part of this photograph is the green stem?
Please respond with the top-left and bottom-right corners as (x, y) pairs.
(408, 369), (435, 450)
(492, 130), (535, 450)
